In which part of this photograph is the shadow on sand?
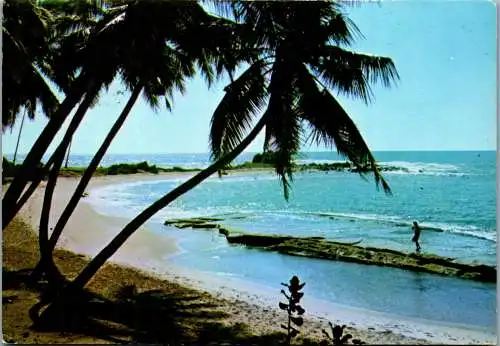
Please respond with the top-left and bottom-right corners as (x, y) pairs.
(6, 268), (318, 345)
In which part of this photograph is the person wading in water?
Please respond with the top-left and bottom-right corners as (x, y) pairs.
(412, 221), (422, 253)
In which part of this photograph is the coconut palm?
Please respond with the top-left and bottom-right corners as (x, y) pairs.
(2, 0), (59, 129)
(3, 0), (60, 170)
(1, 0), (243, 230)
(3, 1), (105, 283)
(31, 1), (247, 285)
(31, 1), (189, 281)
(1, 0), (93, 227)
(1, 0), (119, 230)
(56, 1), (398, 295)
(212, 2), (398, 196)
(35, 89), (103, 285)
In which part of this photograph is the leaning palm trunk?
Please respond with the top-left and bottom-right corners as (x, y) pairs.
(31, 88), (101, 282)
(68, 113), (267, 291)
(36, 148), (67, 285)
(64, 140), (72, 168)
(7, 156), (56, 227)
(13, 109), (27, 165)
(2, 76), (92, 230)
(44, 85), (143, 257)
(3, 79), (99, 230)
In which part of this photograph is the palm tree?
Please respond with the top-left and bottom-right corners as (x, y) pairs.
(31, 1), (247, 284)
(2, 0), (60, 129)
(1, 0), (120, 230)
(3, 0), (61, 169)
(1, 0), (243, 231)
(35, 89), (103, 284)
(58, 1), (398, 294)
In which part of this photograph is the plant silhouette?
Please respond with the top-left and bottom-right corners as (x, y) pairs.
(320, 321), (365, 345)
(279, 275), (306, 345)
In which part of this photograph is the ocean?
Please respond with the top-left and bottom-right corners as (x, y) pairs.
(13, 150), (497, 330)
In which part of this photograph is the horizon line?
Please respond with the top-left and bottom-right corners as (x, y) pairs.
(4, 149), (496, 156)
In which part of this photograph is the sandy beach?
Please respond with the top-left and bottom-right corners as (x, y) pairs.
(14, 173), (497, 345)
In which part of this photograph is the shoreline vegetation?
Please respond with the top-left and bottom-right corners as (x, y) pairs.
(163, 217), (496, 283)
(2, 153), (409, 184)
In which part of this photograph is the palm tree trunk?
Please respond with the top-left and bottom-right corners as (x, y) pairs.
(13, 109), (27, 165)
(2, 75), (92, 230)
(46, 85), (143, 254)
(64, 140), (72, 168)
(70, 113), (268, 290)
(31, 89), (100, 282)
(36, 148), (66, 285)
(6, 157), (56, 229)
(5, 161), (53, 228)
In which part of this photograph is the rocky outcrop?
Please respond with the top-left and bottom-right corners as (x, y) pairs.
(163, 217), (496, 283)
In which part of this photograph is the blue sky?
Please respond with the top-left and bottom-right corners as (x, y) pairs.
(2, 0), (496, 155)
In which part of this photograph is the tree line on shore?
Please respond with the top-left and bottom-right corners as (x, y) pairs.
(2, 152), (408, 183)
(3, 0), (398, 335)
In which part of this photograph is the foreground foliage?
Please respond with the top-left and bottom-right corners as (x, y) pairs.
(280, 276), (306, 345)
(320, 322), (365, 345)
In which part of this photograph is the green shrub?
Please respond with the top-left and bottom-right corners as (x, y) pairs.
(136, 161), (149, 171)
(3, 157), (15, 177)
(2, 157), (45, 181)
(160, 166), (195, 172)
(320, 321), (364, 345)
(252, 151), (278, 164)
(106, 161), (159, 175)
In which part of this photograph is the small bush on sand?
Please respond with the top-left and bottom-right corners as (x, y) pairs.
(279, 275), (306, 345)
(320, 321), (364, 345)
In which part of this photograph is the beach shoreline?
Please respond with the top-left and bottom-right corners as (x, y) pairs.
(13, 173), (497, 344)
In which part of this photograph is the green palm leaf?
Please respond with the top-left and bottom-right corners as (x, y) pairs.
(296, 65), (391, 194)
(2, 0), (59, 129)
(262, 61), (302, 200)
(2, 33), (59, 128)
(210, 60), (268, 160)
(311, 46), (399, 103)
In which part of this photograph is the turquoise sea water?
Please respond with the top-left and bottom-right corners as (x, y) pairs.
(63, 151), (496, 330)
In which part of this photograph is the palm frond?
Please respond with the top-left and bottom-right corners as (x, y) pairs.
(288, 2), (360, 47)
(325, 8), (362, 45)
(209, 60), (268, 160)
(2, 28), (59, 128)
(205, 0), (242, 22)
(2, 0), (61, 127)
(235, 2), (283, 50)
(310, 46), (399, 104)
(263, 60), (303, 200)
(169, 5), (250, 85)
(142, 91), (160, 112)
(196, 51), (216, 88)
(296, 65), (391, 194)
(327, 48), (399, 87)
(33, 67), (60, 118)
